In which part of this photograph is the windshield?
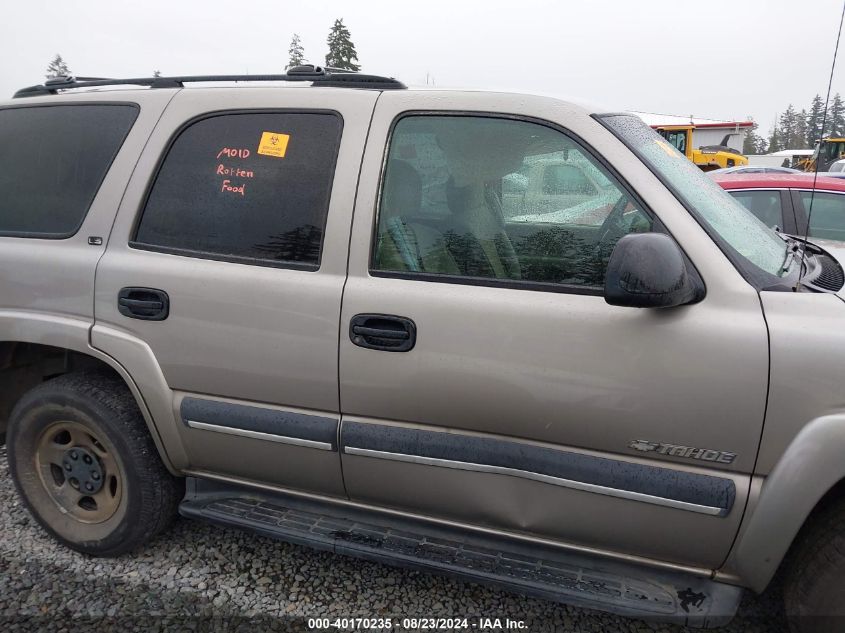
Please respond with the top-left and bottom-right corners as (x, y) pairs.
(599, 114), (790, 278)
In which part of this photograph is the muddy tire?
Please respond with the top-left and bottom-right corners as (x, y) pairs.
(783, 497), (845, 633)
(7, 371), (182, 556)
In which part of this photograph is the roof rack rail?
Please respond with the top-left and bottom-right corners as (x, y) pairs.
(13, 66), (406, 98)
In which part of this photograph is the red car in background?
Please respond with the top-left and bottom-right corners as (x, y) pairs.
(714, 173), (845, 243)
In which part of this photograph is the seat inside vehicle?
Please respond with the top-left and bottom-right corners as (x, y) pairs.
(373, 116), (652, 287)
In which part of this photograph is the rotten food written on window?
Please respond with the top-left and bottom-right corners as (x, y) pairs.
(133, 112), (343, 268)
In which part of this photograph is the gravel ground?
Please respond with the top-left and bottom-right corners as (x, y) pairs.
(0, 445), (787, 633)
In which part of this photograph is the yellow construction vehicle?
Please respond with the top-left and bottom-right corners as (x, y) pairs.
(655, 125), (748, 171)
(799, 137), (845, 172)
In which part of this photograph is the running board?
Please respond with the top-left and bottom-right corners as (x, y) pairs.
(180, 478), (741, 627)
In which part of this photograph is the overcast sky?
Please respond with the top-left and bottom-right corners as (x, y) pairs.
(2, 0), (843, 134)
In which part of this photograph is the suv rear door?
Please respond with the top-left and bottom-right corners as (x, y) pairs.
(338, 90), (769, 569)
(93, 88), (378, 497)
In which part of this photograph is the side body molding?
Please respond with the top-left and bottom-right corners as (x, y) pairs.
(180, 397), (338, 451)
(342, 422), (736, 517)
(725, 413), (845, 592)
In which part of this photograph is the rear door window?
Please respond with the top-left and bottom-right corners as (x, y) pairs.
(133, 111), (343, 269)
(728, 190), (784, 229)
(798, 191), (845, 241)
(0, 104), (138, 238)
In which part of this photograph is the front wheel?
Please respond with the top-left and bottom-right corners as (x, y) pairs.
(7, 371), (182, 556)
(783, 497), (845, 633)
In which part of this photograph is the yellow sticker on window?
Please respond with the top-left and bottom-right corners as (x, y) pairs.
(257, 131), (290, 158)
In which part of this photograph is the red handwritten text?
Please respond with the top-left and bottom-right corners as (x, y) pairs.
(216, 164), (254, 178)
(216, 147), (251, 159)
(221, 179), (245, 196)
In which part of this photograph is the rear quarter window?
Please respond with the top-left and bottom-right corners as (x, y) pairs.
(0, 104), (138, 238)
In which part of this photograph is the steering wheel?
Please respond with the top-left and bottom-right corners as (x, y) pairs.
(595, 195), (631, 257)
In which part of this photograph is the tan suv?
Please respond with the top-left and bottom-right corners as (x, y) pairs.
(2, 69), (844, 632)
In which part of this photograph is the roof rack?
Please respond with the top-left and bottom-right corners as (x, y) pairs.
(13, 65), (406, 98)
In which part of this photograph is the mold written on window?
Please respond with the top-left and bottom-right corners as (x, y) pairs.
(134, 112), (342, 267)
(215, 147), (255, 197)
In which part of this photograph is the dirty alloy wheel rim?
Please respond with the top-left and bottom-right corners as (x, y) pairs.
(34, 421), (123, 523)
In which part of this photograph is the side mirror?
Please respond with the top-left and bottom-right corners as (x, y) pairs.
(604, 233), (704, 308)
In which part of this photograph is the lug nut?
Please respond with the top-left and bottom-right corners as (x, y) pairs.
(83, 455), (92, 465)
(70, 451), (78, 460)
(91, 472), (100, 480)
(64, 463), (72, 471)
(85, 483), (94, 492)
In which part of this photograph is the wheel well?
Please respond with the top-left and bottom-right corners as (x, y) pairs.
(776, 476), (845, 584)
(794, 477), (845, 539)
(0, 342), (120, 444)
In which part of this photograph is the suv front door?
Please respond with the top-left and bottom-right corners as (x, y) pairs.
(93, 88), (378, 497)
(339, 91), (769, 568)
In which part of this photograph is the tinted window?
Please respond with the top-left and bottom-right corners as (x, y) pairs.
(728, 190), (783, 229)
(800, 191), (845, 241)
(0, 104), (137, 237)
(372, 115), (652, 289)
(134, 112), (342, 268)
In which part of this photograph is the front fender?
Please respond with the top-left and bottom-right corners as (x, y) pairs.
(724, 413), (845, 592)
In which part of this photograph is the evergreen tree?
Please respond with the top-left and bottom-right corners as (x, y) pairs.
(325, 19), (360, 71)
(287, 34), (305, 68)
(742, 129), (756, 155)
(794, 110), (809, 149)
(768, 124), (781, 154)
(742, 123), (767, 154)
(46, 54), (70, 79)
(807, 94), (825, 145)
(152, 70), (162, 78)
(778, 105), (800, 149)
(830, 93), (845, 137)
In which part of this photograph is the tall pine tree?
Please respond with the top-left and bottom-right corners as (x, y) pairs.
(287, 34), (305, 69)
(830, 93), (845, 137)
(325, 19), (360, 71)
(794, 110), (809, 149)
(768, 123), (781, 154)
(778, 105), (800, 149)
(807, 94), (825, 145)
(46, 54), (70, 79)
(742, 123), (767, 155)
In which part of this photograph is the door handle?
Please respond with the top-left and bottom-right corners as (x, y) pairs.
(350, 314), (416, 352)
(118, 287), (170, 321)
